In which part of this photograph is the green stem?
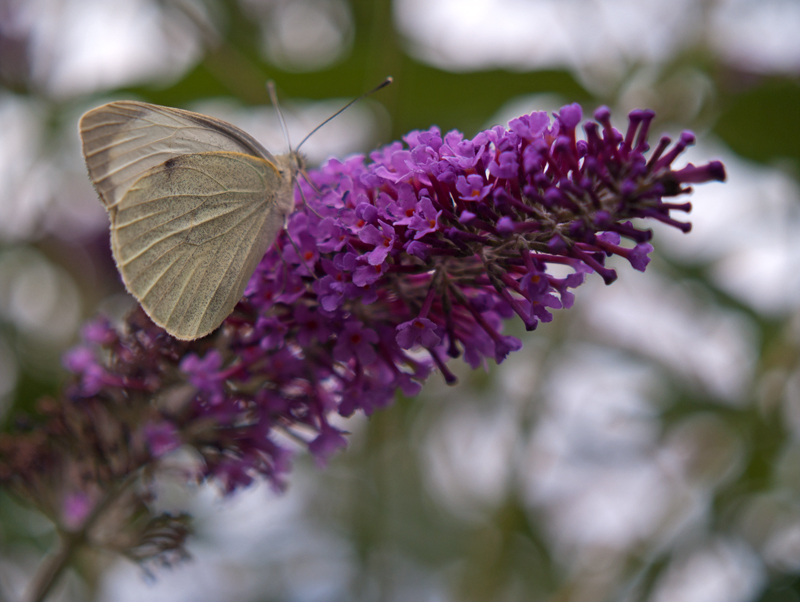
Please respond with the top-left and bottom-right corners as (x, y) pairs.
(23, 469), (143, 602)
(24, 532), (83, 602)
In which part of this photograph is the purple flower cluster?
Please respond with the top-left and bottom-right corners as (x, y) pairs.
(2, 104), (725, 503)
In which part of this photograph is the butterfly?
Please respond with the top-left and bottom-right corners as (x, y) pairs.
(79, 80), (391, 341)
(79, 100), (304, 341)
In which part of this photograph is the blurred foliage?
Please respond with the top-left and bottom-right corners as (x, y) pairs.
(1, 0), (800, 601)
(715, 77), (800, 173)
(129, 0), (592, 137)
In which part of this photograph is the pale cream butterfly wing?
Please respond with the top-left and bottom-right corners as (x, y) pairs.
(79, 101), (299, 340)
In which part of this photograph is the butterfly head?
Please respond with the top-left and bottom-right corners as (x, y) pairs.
(274, 150), (305, 183)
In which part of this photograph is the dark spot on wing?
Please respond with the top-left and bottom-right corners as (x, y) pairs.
(163, 156), (184, 181)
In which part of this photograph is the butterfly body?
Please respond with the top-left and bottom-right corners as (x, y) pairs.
(79, 101), (302, 340)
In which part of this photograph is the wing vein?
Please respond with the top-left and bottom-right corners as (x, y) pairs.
(134, 244), (187, 299)
(190, 203), (268, 332)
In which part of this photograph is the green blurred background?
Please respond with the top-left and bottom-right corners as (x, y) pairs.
(1, 0), (799, 600)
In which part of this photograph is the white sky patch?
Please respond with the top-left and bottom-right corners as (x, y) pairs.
(0, 96), (51, 241)
(523, 347), (676, 553)
(394, 0), (800, 87)
(394, 0), (702, 86)
(652, 538), (764, 602)
(241, 0), (354, 72)
(422, 401), (517, 519)
(579, 268), (758, 404)
(710, 0), (800, 74)
(18, 0), (200, 98)
(0, 247), (82, 344)
(0, 94), (109, 242)
(654, 144), (800, 317)
(763, 520), (800, 573)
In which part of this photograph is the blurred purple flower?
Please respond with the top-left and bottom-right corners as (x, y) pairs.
(396, 317), (441, 349)
(143, 421), (181, 458)
(180, 351), (225, 405)
(62, 492), (94, 531)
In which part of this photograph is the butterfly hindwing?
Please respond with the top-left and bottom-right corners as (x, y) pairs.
(111, 151), (289, 340)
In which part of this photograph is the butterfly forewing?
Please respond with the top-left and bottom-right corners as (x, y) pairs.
(79, 101), (277, 208)
(112, 151), (290, 340)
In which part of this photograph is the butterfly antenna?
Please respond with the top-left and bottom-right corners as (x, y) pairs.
(267, 80), (293, 151)
(296, 177), (323, 219)
(295, 76), (393, 152)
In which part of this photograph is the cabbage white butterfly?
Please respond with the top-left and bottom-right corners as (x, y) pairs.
(80, 101), (303, 340)
(79, 79), (391, 341)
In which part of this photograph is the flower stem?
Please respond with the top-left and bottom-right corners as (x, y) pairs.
(23, 469), (143, 602)
(24, 532), (82, 602)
